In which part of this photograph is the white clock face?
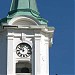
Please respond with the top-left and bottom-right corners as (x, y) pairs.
(16, 43), (32, 58)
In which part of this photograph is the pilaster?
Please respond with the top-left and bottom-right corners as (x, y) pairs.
(34, 34), (41, 75)
(7, 32), (16, 75)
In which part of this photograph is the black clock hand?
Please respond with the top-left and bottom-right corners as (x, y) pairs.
(17, 46), (22, 50)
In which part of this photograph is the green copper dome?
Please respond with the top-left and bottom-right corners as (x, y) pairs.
(0, 0), (48, 25)
(10, 0), (38, 12)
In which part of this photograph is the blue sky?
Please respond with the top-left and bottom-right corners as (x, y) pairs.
(37, 0), (74, 75)
(0, 0), (74, 75)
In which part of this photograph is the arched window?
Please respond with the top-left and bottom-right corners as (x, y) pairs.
(16, 62), (31, 73)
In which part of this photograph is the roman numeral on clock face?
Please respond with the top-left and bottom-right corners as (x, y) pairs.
(22, 54), (27, 57)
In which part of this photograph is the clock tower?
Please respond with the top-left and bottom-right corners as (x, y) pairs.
(0, 0), (55, 75)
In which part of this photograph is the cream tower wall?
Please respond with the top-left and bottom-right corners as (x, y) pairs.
(0, 16), (54, 75)
(6, 27), (54, 75)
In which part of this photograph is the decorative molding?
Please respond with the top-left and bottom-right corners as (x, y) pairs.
(20, 33), (26, 42)
(8, 16), (38, 25)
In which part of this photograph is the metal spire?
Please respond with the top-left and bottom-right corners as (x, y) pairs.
(10, 0), (38, 12)
(0, 0), (48, 25)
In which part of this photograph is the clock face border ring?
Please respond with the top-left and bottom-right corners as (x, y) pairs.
(16, 43), (32, 58)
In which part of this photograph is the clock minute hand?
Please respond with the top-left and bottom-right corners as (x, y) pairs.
(17, 46), (23, 50)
